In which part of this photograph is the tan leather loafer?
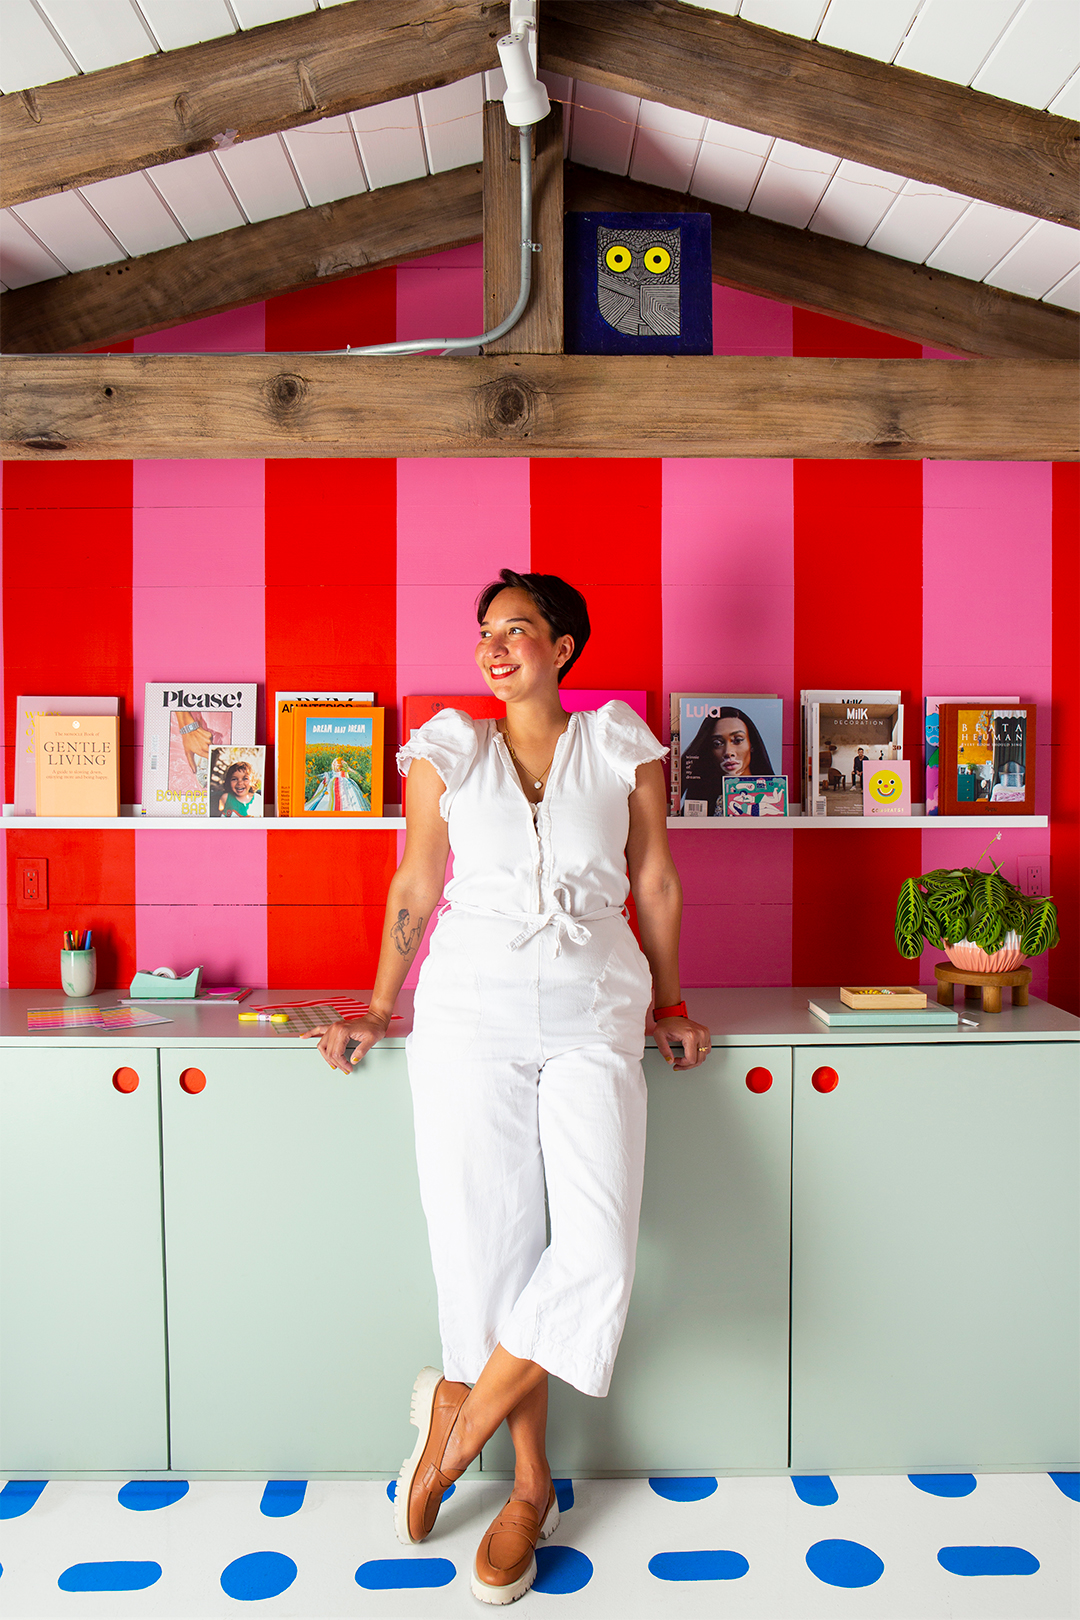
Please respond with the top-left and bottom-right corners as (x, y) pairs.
(471, 1484), (560, 1605)
(394, 1366), (470, 1545)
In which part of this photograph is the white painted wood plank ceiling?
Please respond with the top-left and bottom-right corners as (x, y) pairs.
(0, 0), (1077, 316)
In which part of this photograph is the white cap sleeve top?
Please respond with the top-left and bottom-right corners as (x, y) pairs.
(395, 700), (669, 1399)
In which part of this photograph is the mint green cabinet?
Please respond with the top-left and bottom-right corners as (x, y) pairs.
(485, 1047), (793, 1474)
(159, 1045), (442, 1473)
(0, 1047), (167, 1472)
(790, 1043), (1080, 1470)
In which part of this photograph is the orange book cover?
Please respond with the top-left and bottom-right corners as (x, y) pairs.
(35, 715), (119, 816)
(290, 705), (384, 817)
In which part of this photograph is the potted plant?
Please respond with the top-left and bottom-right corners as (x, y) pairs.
(895, 836), (1059, 970)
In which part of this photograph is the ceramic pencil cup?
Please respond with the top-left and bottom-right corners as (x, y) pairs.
(61, 948), (97, 998)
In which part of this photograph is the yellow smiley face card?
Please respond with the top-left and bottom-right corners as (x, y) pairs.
(863, 759), (911, 816)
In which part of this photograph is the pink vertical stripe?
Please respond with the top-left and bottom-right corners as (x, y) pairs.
(713, 285), (792, 356)
(134, 304), (266, 353)
(133, 459), (267, 983)
(135, 829), (269, 987)
(922, 462), (1052, 997)
(396, 245), (484, 345)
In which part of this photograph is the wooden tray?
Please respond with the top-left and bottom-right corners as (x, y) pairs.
(839, 986), (927, 1010)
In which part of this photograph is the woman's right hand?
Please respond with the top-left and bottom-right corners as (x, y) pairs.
(303, 1012), (390, 1074)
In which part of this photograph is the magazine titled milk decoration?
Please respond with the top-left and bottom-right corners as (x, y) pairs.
(142, 683), (257, 816)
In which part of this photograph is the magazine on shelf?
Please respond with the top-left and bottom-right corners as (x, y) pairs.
(670, 695), (781, 817)
(290, 704), (384, 817)
(925, 695), (1019, 815)
(805, 695), (903, 818)
(721, 775), (788, 817)
(937, 704), (1037, 816)
(15, 696), (119, 815)
(274, 692), (374, 816)
(142, 684), (257, 817)
(35, 715), (119, 817)
(207, 746), (266, 818)
(862, 759), (911, 817)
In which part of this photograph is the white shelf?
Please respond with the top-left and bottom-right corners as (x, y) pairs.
(3, 806), (1048, 831)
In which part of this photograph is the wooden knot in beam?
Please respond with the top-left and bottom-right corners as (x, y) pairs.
(475, 373), (543, 440)
(265, 370), (309, 421)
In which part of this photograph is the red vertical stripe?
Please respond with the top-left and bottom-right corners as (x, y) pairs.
(792, 310), (922, 359)
(792, 460), (923, 985)
(265, 459), (396, 986)
(6, 830), (136, 989)
(530, 460), (664, 734)
(264, 269), (396, 352)
(1050, 462), (1079, 1015)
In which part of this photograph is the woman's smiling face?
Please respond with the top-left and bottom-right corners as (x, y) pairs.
(711, 717), (752, 775)
(475, 587), (571, 697)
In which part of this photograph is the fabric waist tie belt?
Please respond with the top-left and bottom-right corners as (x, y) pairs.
(448, 901), (627, 956)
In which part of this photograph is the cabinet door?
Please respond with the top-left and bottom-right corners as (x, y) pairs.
(485, 1047), (793, 1474)
(0, 1047), (167, 1472)
(791, 1042), (1080, 1470)
(161, 1045), (441, 1473)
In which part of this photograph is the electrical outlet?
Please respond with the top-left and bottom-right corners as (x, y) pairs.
(17, 858), (48, 910)
(1018, 857), (1048, 897)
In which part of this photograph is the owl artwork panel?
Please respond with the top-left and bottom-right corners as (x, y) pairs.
(564, 211), (712, 355)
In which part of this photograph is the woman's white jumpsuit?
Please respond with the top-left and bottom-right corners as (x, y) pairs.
(397, 701), (667, 1398)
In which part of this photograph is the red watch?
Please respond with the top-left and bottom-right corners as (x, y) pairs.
(653, 1000), (688, 1021)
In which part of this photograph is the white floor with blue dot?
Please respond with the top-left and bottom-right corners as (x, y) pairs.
(1, 1471), (1076, 1618)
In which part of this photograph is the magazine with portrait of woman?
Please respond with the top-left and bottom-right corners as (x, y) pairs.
(671, 695), (784, 817)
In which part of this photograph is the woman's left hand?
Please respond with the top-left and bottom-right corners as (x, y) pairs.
(652, 1015), (711, 1070)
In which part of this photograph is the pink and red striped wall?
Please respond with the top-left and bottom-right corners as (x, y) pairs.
(2, 248), (1076, 1011)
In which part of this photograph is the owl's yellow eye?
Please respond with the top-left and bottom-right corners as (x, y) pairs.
(604, 244), (632, 273)
(643, 244), (672, 274)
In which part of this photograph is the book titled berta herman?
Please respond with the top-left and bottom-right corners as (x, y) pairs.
(35, 716), (119, 816)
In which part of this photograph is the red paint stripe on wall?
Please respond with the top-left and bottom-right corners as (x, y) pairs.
(792, 309), (922, 359)
(792, 460), (923, 985)
(6, 829), (137, 989)
(1050, 462), (1079, 1015)
(264, 268), (396, 352)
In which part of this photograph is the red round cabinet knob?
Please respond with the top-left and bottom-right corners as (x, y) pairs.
(745, 1066), (773, 1093)
(179, 1067), (206, 1095)
(812, 1065), (839, 1093)
(112, 1067), (139, 1094)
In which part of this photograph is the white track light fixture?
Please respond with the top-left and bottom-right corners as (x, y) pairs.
(498, 0), (550, 129)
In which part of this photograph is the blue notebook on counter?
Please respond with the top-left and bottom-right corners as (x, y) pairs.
(808, 998), (959, 1028)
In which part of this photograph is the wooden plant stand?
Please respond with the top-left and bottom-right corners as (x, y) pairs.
(935, 963), (1032, 1014)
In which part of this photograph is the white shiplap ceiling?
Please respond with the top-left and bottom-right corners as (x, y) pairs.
(0, 0), (1077, 316)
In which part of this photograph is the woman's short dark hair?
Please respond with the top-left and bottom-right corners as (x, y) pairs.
(476, 569), (591, 683)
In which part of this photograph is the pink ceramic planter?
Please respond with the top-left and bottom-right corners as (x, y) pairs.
(945, 933), (1026, 973)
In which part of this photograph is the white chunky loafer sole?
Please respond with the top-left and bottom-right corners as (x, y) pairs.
(393, 1365), (444, 1546)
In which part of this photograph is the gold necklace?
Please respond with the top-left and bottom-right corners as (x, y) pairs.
(503, 724), (564, 791)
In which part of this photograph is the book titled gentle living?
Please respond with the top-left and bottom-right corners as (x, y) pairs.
(142, 683), (257, 817)
(291, 705), (384, 817)
(862, 759), (911, 817)
(670, 694), (782, 816)
(15, 695), (119, 815)
(35, 715), (119, 816)
(808, 997), (958, 1028)
(274, 692), (374, 817)
(924, 695), (1018, 815)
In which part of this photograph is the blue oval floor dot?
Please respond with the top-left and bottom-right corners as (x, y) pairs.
(260, 1480), (307, 1517)
(58, 1561), (161, 1593)
(534, 1545), (593, 1593)
(938, 1545), (1039, 1577)
(909, 1473), (977, 1497)
(1050, 1472), (1080, 1502)
(220, 1551), (297, 1601)
(355, 1558), (455, 1590)
(648, 1477), (717, 1502)
(792, 1476), (838, 1506)
(0, 1480), (47, 1519)
(806, 1539), (884, 1588)
(649, 1550), (749, 1582)
(118, 1479), (189, 1511)
(553, 1477), (574, 1511)
(386, 1479), (454, 1503)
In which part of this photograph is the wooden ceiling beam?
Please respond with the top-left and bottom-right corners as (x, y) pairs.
(0, 167), (483, 355)
(0, 0), (507, 210)
(566, 166), (1079, 362)
(543, 0), (1080, 228)
(2, 353), (1074, 461)
(483, 103), (564, 353)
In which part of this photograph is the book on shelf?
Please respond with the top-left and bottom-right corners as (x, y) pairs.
(925, 695), (1019, 815)
(937, 704), (1037, 816)
(35, 715), (119, 816)
(862, 759), (911, 817)
(274, 692), (374, 817)
(208, 746), (266, 818)
(15, 695), (119, 815)
(670, 695), (782, 817)
(808, 996), (958, 1028)
(290, 704), (384, 817)
(721, 775), (788, 817)
(801, 691), (902, 818)
(142, 684), (257, 817)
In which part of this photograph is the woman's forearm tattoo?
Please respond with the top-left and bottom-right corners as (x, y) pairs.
(391, 908), (424, 958)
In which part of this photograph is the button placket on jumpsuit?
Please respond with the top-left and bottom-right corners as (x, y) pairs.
(398, 702), (667, 1398)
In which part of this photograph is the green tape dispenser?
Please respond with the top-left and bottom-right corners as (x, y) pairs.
(128, 966), (204, 999)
